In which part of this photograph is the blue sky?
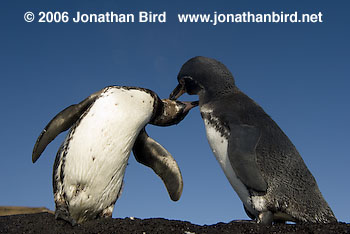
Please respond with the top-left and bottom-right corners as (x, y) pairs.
(1, 0), (349, 225)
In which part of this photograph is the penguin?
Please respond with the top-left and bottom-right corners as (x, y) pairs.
(32, 85), (198, 225)
(169, 56), (337, 224)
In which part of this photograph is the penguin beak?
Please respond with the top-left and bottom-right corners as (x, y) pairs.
(182, 101), (199, 112)
(169, 83), (186, 100)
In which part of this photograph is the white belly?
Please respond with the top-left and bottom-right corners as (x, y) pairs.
(58, 87), (155, 219)
(203, 119), (252, 207)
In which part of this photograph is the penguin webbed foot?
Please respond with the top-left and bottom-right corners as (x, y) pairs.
(243, 204), (275, 225)
(99, 203), (114, 219)
(257, 211), (274, 225)
(55, 207), (77, 226)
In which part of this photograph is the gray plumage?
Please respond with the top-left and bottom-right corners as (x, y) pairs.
(170, 56), (336, 224)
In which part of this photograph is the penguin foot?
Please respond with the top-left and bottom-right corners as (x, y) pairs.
(55, 207), (77, 226)
(257, 211), (273, 225)
(99, 205), (114, 218)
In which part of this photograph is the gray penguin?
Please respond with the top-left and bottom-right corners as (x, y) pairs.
(169, 56), (337, 224)
(32, 85), (198, 225)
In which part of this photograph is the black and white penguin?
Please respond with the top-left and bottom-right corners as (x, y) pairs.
(169, 56), (337, 224)
(32, 86), (198, 225)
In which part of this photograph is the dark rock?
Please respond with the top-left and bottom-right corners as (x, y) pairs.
(0, 213), (349, 234)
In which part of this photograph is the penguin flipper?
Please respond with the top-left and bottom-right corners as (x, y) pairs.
(132, 128), (183, 201)
(228, 124), (267, 192)
(32, 89), (103, 163)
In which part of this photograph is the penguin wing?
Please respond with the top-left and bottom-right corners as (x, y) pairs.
(132, 128), (183, 201)
(227, 123), (267, 192)
(32, 89), (104, 163)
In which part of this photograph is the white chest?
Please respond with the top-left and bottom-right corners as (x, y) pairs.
(201, 107), (253, 211)
(60, 87), (155, 215)
(203, 119), (251, 202)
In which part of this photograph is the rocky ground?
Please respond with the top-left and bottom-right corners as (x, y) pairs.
(0, 212), (349, 234)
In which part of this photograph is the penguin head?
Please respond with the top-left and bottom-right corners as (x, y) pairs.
(169, 56), (236, 103)
(151, 99), (198, 126)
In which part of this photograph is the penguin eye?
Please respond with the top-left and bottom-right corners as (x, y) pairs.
(182, 77), (202, 95)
